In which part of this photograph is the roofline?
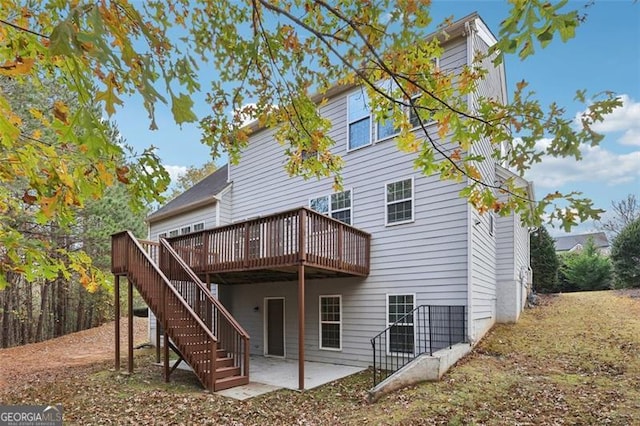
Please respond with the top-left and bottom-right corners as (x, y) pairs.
(243, 12), (483, 134)
(146, 182), (231, 224)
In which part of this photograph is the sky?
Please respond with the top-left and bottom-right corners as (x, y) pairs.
(113, 1), (640, 236)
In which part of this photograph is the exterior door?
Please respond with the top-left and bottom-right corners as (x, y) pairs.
(265, 297), (285, 357)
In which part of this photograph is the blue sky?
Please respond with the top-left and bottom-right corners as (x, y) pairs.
(113, 1), (640, 235)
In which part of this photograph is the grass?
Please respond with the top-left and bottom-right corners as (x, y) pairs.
(2, 291), (640, 425)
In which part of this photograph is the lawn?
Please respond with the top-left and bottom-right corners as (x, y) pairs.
(2, 291), (639, 425)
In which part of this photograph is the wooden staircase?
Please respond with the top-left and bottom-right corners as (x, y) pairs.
(111, 231), (250, 391)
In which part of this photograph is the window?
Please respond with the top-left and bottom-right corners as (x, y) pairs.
(408, 95), (422, 129)
(158, 232), (167, 239)
(385, 178), (414, 225)
(387, 294), (415, 354)
(180, 226), (191, 235)
(348, 91), (371, 150)
(301, 149), (318, 161)
(319, 295), (341, 350)
(168, 229), (179, 237)
(310, 189), (352, 225)
(193, 222), (205, 232)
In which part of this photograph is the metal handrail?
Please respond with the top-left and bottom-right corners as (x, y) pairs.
(370, 305), (467, 387)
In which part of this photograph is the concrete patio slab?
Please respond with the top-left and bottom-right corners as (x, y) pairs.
(163, 356), (366, 400)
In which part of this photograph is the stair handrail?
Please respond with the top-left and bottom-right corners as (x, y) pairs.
(159, 239), (250, 340)
(370, 304), (467, 387)
(123, 231), (217, 342)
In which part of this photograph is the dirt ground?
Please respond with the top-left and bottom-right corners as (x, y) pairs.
(0, 317), (148, 393)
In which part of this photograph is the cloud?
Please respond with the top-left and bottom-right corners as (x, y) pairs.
(164, 165), (187, 182)
(576, 94), (640, 146)
(525, 138), (640, 188)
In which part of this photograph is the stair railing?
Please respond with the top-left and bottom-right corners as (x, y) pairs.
(370, 305), (467, 387)
(159, 238), (250, 380)
(113, 231), (219, 390)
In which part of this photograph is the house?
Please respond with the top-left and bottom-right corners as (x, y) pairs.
(554, 232), (610, 255)
(111, 12), (534, 395)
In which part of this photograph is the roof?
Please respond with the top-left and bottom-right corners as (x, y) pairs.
(554, 232), (609, 252)
(147, 164), (229, 223)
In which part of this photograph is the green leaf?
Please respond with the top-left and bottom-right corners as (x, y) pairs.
(49, 21), (76, 56)
(171, 93), (198, 124)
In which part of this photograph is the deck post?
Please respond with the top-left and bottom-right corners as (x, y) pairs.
(114, 275), (120, 371)
(298, 262), (305, 391)
(128, 278), (134, 374)
(164, 331), (170, 382)
(155, 321), (161, 364)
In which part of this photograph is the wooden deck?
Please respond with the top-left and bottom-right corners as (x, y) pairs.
(164, 207), (371, 284)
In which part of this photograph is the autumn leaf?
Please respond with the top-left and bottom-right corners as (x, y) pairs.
(0, 57), (35, 76)
(53, 100), (70, 124)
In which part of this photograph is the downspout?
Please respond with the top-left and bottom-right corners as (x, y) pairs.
(214, 195), (221, 227)
(464, 19), (476, 343)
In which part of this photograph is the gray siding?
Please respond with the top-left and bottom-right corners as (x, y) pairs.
(466, 30), (506, 338)
(226, 37), (470, 364)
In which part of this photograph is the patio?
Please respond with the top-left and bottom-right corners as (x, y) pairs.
(170, 356), (366, 400)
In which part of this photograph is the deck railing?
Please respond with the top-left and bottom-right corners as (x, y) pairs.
(168, 207), (370, 276)
(371, 305), (467, 387)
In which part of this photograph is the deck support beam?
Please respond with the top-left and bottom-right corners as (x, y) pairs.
(128, 278), (134, 374)
(114, 275), (120, 371)
(298, 262), (305, 391)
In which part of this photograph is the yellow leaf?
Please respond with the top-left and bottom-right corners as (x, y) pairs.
(0, 57), (35, 76)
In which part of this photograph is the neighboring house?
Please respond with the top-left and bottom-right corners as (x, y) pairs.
(554, 232), (610, 255)
(114, 12), (534, 393)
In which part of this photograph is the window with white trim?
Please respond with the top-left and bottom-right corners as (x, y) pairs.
(348, 91), (371, 150)
(309, 189), (352, 225)
(319, 295), (341, 350)
(387, 294), (415, 354)
(180, 226), (191, 235)
(168, 229), (179, 237)
(158, 232), (167, 239)
(385, 178), (414, 225)
(193, 222), (205, 232)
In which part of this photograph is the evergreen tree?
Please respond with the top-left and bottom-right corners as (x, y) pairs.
(530, 226), (559, 293)
(559, 238), (612, 292)
(610, 217), (640, 288)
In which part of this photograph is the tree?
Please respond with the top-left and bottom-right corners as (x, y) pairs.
(167, 161), (218, 200)
(0, 1), (625, 287)
(610, 217), (640, 289)
(530, 226), (559, 293)
(598, 194), (640, 237)
(559, 238), (612, 292)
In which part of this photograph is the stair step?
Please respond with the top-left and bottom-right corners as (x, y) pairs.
(216, 366), (241, 379)
(215, 375), (249, 391)
(216, 357), (234, 368)
(216, 349), (228, 358)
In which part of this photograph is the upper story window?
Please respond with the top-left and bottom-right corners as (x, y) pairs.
(310, 189), (352, 225)
(180, 226), (191, 235)
(348, 91), (371, 150)
(193, 222), (205, 232)
(168, 229), (180, 237)
(386, 178), (414, 225)
(158, 232), (167, 239)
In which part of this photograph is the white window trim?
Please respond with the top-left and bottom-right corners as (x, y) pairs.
(385, 293), (417, 356)
(319, 294), (342, 351)
(193, 221), (205, 232)
(308, 188), (354, 225)
(263, 297), (286, 358)
(489, 213), (495, 237)
(385, 177), (415, 226)
(346, 89), (373, 152)
(168, 229), (180, 237)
